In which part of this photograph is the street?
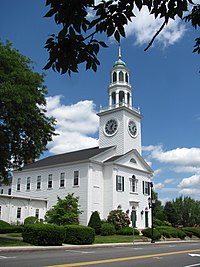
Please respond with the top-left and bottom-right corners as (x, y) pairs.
(0, 242), (200, 267)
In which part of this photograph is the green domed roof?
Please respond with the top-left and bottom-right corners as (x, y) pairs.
(113, 57), (126, 67)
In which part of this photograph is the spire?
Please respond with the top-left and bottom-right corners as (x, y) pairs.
(113, 44), (126, 68)
(118, 44), (122, 59)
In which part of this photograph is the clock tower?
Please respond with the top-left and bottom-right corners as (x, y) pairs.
(97, 47), (142, 155)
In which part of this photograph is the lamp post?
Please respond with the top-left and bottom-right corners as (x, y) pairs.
(148, 182), (155, 243)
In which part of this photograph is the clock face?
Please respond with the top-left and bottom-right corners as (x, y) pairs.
(104, 119), (118, 136)
(128, 120), (137, 137)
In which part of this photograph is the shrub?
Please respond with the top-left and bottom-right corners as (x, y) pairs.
(156, 226), (186, 240)
(64, 225), (95, 245)
(141, 228), (161, 241)
(24, 216), (38, 225)
(88, 211), (102, 235)
(117, 227), (139, 236)
(101, 223), (116, 236)
(182, 227), (200, 238)
(107, 210), (130, 230)
(0, 220), (10, 227)
(22, 224), (65, 246)
(0, 220), (23, 234)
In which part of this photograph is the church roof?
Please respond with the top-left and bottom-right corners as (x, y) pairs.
(22, 146), (113, 170)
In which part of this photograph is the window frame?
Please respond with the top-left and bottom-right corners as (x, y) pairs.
(48, 174), (53, 189)
(26, 177), (31, 191)
(17, 207), (21, 219)
(73, 171), (79, 186)
(129, 175), (138, 193)
(116, 175), (124, 192)
(36, 176), (41, 190)
(17, 178), (21, 191)
(60, 172), (65, 188)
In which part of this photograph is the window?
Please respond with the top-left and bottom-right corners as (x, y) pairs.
(0, 189), (3, 194)
(0, 206), (1, 218)
(125, 72), (128, 83)
(130, 175), (138, 193)
(119, 71), (124, 81)
(60, 172), (65, 188)
(8, 188), (11, 195)
(142, 181), (150, 195)
(17, 207), (21, 219)
(26, 177), (31, 190)
(113, 71), (117, 82)
(37, 176), (41, 190)
(17, 178), (21, 191)
(116, 175), (124, 191)
(35, 209), (39, 219)
(48, 174), (53, 189)
(74, 171), (79, 186)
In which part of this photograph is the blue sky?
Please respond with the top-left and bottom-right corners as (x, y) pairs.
(1, 1), (200, 203)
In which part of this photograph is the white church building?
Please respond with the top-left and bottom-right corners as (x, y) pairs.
(0, 49), (153, 229)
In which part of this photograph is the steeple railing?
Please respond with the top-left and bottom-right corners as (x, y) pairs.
(99, 103), (140, 114)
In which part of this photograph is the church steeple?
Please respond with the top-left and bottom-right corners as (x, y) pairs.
(108, 46), (132, 109)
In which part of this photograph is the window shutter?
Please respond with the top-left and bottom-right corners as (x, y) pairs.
(122, 177), (124, 191)
(142, 181), (144, 194)
(116, 175), (118, 191)
(148, 182), (150, 195)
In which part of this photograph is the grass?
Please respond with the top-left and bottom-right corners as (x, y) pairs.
(0, 233), (146, 246)
(0, 237), (31, 247)
(94, 235), (147, 244)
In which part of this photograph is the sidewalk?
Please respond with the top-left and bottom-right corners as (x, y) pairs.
(1, 239), (199, 253)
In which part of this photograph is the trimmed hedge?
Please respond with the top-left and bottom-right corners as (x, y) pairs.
(156, 226), (186, 240)
(141, 228), (161, 241)
(117, 227), (139, 236)
(182, 227), (200, 238)
(24, 216), (38, 225)
(22, 224), (65, 246)
(0, 220), (23, 234)
(101, 223), (116, 236)
(64, 225), (95, 245)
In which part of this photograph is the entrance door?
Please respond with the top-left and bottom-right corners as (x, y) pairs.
(145, 211), (149, 228)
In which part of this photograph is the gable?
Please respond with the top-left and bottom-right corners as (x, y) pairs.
(104, 149), (153, 175)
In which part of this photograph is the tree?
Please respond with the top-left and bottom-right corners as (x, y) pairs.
(45, 193), (82, 225)
(44, 0), (199, 75)
(0, 42), (56, 183)
(88, 211), (102, 235)
(152, 190), (165, 222)
(163, 201), (178, 227)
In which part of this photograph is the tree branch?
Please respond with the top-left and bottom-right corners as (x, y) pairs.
(144, 21), (166, 51)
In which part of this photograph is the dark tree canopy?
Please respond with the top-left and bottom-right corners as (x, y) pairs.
(0, 42), (56, 183)
(44, 0), (199, 75)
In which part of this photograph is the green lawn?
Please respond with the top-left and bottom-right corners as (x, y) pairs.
(94, 235), (147, 244)
(0, 237), (31, 247)
(0, 233), (147, 247)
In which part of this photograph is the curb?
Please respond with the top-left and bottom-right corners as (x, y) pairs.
(0, 239), (199, 253)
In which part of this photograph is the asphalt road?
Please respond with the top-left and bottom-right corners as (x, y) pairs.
(0, 242), (200, 267)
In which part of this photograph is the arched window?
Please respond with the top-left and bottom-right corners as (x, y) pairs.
(125, 73), (128, 83)
(119, 91), (125, 105)
(119, 71), (124, 81)
(113, 72), (117, 83)
(127, 93), (130, 106)
(129, 175), (138, 193)
(112, 92), (116, 106)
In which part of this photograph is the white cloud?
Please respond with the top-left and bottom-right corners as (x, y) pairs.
(154, 182), (164, 190)
(46, 96), (99, 154)
(179, 174), (200, 188)
(164, 178), (174, 185)
(125, 6), (186, 48)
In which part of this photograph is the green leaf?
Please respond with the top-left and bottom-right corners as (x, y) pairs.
(114, 30), (120, 42)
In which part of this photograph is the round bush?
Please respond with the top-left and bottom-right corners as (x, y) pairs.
(117, 227), (139, 236)
(0, 220), (10, 227)
(101, 223), (116, 236)
(22, 224), (65, 246)
(141, 228), (161, 241)
(24, 216), (38, 225)
(64, 225), (95, 245)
